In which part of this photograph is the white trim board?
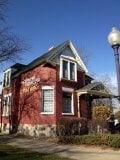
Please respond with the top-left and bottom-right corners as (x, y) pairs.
(69, 41), (88, 73)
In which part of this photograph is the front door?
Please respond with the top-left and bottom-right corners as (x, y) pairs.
(79, 95), (88, 119)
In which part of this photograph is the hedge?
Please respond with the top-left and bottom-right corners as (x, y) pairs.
(57, 117), (88, 136)
(59, 134), (120, 148)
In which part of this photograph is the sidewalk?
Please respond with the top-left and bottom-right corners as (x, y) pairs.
(1, 135), (120, 160)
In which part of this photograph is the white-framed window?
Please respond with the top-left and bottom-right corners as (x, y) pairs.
(62, 87), (74, 115)
(3, 69), (11, 87)
(60, 57), (77, 81)
(2, 93), (12, 116)
(41, 86), (54, 114)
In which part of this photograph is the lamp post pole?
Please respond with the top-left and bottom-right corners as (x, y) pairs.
(112, 45), (120, 99)
(108, 27), (120, 100)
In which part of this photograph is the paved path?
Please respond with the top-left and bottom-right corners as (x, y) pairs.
(1, 135), (120, 160)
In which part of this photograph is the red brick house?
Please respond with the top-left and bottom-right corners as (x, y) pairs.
(0, 41), (112, 136)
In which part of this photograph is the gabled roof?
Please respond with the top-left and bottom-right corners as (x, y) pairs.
(85, 74), (94, 80)
(27, 41), (69, 69)
(4, 63), (26, 72)
(77, 82), (110, 93)
(13, 40), (88, 78)
(77, 82), (114, 98)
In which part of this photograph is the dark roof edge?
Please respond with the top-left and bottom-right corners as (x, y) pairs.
(12, 41), (70, 78)
(4, 63), (26, 72)
(12, 40), (87, 78)
(13, 59), (47, 79)
(85, 74), (94, 80)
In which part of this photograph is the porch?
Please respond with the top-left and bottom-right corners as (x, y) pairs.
(77, 82), (114, 119)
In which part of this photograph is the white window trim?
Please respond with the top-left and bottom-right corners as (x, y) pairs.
(42, 86), (54, 90)
(62, 87), (74, 115)
(69, 41), (88, 73)
(3, 68), (11, 88)
(68, 61), (70, 80)
(41, 85), (54, 115)
(62, 87), (74, 92)
(4, 93), (12, 97)
(2, 93), (12, 117)
(60, 56), (77, 81)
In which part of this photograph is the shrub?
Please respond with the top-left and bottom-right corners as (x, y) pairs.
(115, 111), (120, 122)
(57, 118), (88, 136)
(59, 134), (120, 148)
(92, 105), (112, 122)
(107, 134), (120, 148)
(91, 105), (112, 133)
(88, 119), (108, 133)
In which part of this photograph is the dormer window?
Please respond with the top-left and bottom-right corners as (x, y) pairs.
(60, 57), (77, 81)
(70, 62), (75, 80)
(3, 69), (11, 87)
(63, 60), (68, 79)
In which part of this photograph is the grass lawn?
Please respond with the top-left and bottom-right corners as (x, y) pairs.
(0, 144), (72, 160)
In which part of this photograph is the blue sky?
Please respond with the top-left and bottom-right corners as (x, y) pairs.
(1, 0), (120, 85)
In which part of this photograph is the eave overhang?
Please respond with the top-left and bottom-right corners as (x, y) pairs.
(76, 82), (115, 98)
(76, 90), (114, 98)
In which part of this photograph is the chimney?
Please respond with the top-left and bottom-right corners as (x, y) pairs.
(48, 46), (54, 51)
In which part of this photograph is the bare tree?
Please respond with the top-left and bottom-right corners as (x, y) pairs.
(92, 74), (120, 112)
(0, 0), (8, 22)
(0, 28), (27, 63)
(0, 0), (27, 63)
(77, 46), (92, 67)
(92, 74), (117, 94)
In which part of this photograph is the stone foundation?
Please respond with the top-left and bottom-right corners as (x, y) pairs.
(18, 124), (56, 137)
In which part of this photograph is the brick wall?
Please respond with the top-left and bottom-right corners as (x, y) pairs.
(12, 64), (57, 128)
(56, 65), (86, 121)
(1, 63), (88, 136)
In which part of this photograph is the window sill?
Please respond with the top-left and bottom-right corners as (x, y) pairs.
(62, 113), (74, 116)
(3, 85), (11, 89)
(41, 112), (54, 115)
(2, 115), (9, 117)
(61, 78), (77, 82)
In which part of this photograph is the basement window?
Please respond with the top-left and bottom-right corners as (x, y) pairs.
(3, 124), (7, 132)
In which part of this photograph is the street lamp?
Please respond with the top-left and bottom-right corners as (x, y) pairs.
(108, 27), (120, 100)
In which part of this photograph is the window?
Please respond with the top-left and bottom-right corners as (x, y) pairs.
(63, 60), (68, 79)
(42, 86), (54, 114)
(60, 57), (77, 81)
(2, 94), (11, 116)
(70, 62), (75, 80)
(62, 89), (74, 115)
(3, 69), (11, 87)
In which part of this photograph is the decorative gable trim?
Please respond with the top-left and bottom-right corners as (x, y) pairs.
(10, 41), (88, 79)
(48, 41), (88, 73)
(69, 41), (88, 73)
